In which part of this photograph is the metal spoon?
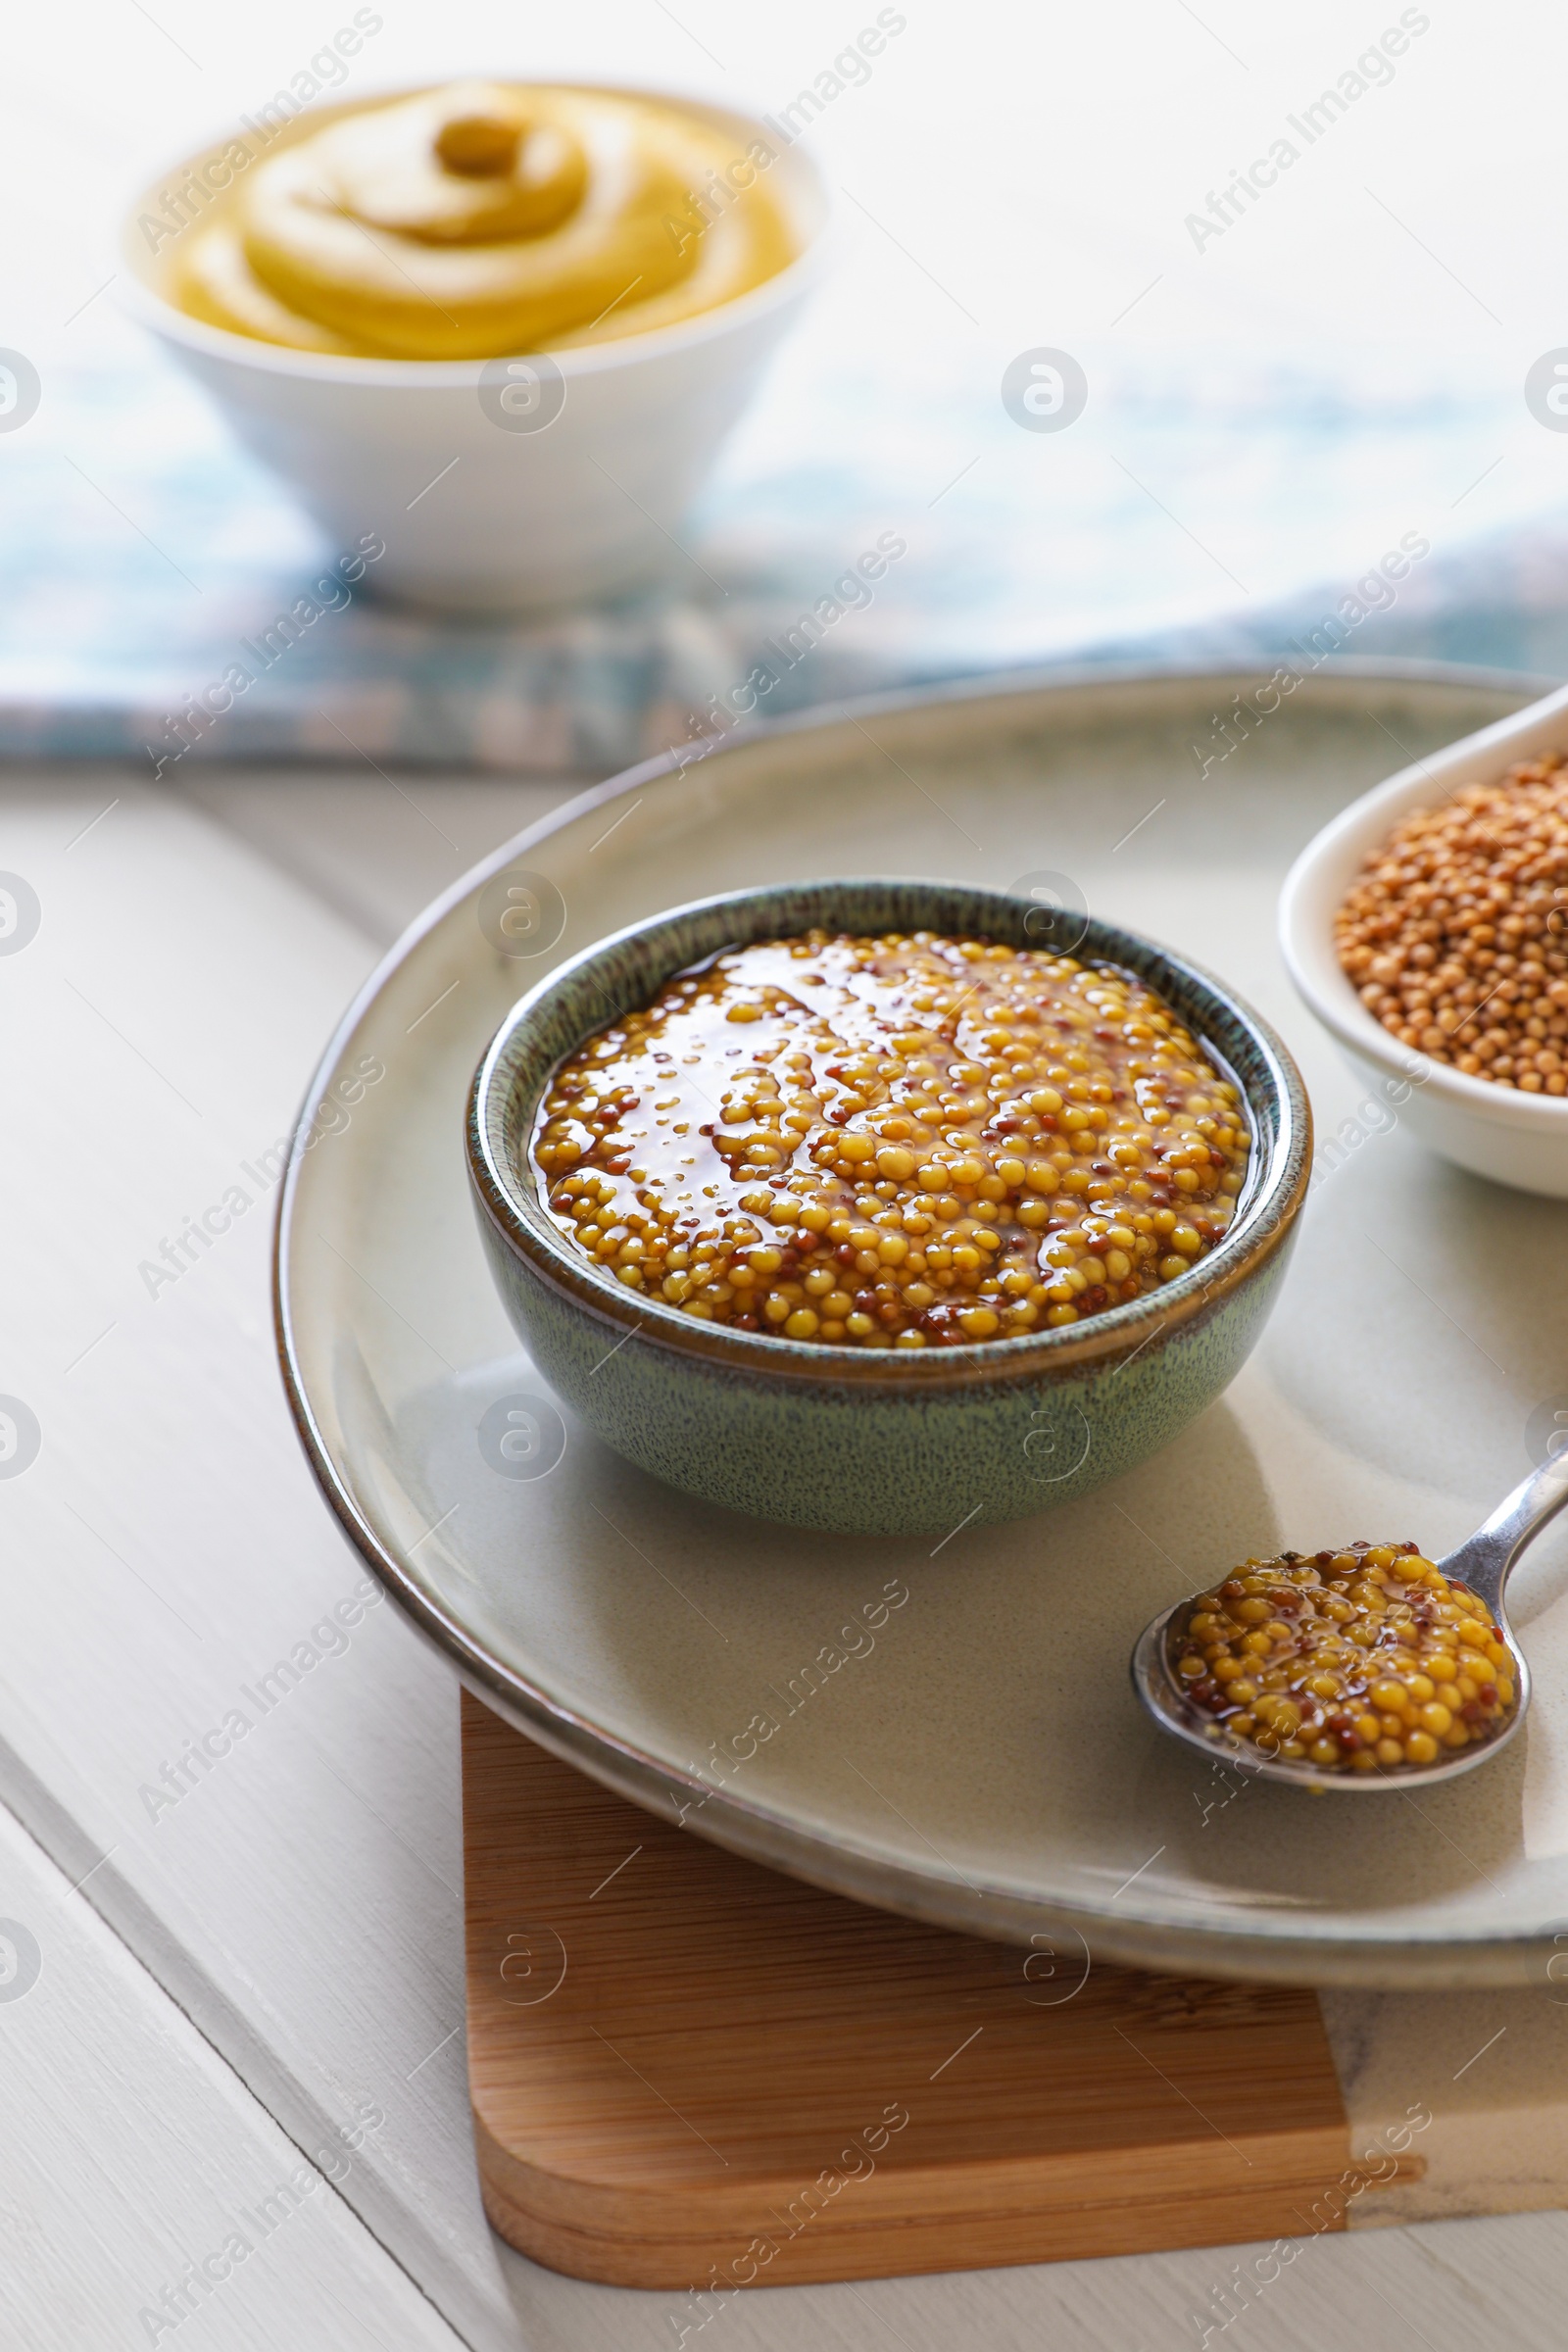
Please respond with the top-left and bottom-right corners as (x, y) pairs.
(1131, 1457), (1568, 1791)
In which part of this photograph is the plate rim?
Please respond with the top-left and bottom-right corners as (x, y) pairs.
(272, 656), (1561, 1985)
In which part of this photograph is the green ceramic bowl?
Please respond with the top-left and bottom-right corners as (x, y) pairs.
(467, 879), (1311, 1535)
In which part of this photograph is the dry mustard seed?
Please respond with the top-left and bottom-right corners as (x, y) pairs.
(1336, 757), (1568, 1092)
(529, 929), (1250, 1348)
(1168, 1541), (1519, 1771)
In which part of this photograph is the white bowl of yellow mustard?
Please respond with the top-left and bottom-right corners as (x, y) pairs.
(120, 80), (827, 612)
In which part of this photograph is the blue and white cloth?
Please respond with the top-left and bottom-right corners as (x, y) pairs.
(4, 301), (1565, 776)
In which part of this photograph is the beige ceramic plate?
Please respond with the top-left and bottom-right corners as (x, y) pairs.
(277, 662), (1568, 1986)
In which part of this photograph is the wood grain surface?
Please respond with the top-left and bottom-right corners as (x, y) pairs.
(464, 1695), (1418, 2288)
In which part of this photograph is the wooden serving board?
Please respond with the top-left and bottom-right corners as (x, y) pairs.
(462, 1694), (1423, 2289)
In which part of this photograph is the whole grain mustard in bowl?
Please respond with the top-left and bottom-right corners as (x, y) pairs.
(468, 879), (1311, 1535)
(120, 79), (826, 609)
(529, 927), (1252, 1347)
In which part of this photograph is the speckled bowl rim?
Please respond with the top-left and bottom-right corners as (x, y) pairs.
(468, 878), (1311, 1390)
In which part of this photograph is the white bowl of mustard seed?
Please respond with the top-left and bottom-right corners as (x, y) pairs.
(468, 878), (1310, 1535)
(1280, 680), (1568, 1199)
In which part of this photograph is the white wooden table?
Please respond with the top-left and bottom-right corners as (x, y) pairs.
(3, 758), (1566, 2352)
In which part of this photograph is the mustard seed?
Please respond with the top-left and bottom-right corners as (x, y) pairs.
(1336, 758), (1568, 1093)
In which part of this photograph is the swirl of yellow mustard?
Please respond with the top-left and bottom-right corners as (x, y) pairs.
(172, 82), (798, 360)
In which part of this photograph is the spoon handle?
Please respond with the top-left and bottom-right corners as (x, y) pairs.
(1439, 1460), (1568, 1615)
